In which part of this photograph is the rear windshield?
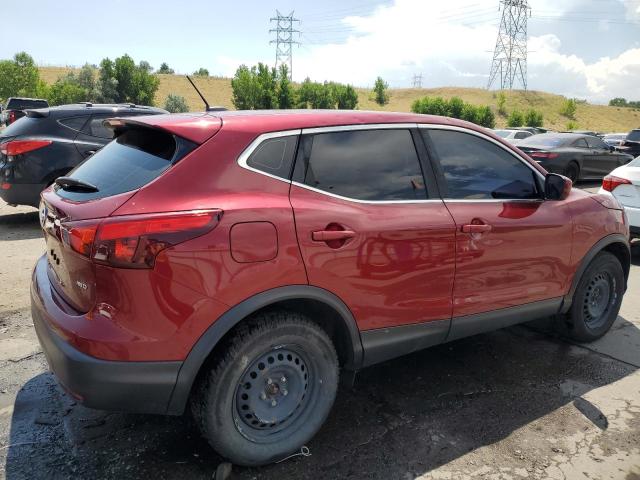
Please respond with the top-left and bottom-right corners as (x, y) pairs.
(627, 130), (640, 142)
(7, 99), (48, 110)
(55, 127), (194, 202)
(519, 135), (567, 148)
(629, 156), (640, 167)
(0, 116), (47, 137)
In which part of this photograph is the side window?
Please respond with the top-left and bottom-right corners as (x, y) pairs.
(294, 129), (426, 201)
(86, 115), (115, 139)
(573, 138), (588, 148)
(424, 129), (539, 200)
(586, 136), (607, 149)
(58, 116), (89, 132)
(245, 135), (298, 180)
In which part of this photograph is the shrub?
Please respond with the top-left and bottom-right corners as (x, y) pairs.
(476, 106), (496, 128)
(524, 109), (543, 127)
(447, 96), (464, 118)
(507, 110), (524, 127)
(496, 91), (507, 116)
(461, 103), (478, 124)
(193, 68), (209, 77)
(333, 84), (358, 110)
(565, 120), (578, 130)
(164, 94), (189, 113)
(560, 98), (577, 119)
(47, 73), (88, 105)
(373, 76), (389, 106)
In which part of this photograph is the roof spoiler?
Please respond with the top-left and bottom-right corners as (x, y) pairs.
(25, 108), (50, 118)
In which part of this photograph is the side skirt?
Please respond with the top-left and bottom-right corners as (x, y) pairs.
(360, 298), (563, 368)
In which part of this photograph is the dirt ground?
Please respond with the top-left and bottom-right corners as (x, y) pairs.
(0, 195), (639, 480)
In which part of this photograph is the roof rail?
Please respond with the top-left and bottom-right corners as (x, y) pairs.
(78, 102), (93, 107)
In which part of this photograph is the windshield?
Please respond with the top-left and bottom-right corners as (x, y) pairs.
(55, 127), (193, 202)
(493, 130), (511, 138)
(627, 130), (640, 142)
(519, 135), (567, 148)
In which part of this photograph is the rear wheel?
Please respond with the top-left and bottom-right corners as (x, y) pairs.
(191, 311), (339, 466)
(565, 252), (624, 342)
(563, 161), (580, 183)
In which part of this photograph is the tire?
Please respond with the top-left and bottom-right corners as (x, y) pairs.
(563, 161), (580, 183)
(565, 251), (624, 342)
(191, 311), (339, 466)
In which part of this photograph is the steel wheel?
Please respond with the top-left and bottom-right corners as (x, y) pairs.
(583, 272), (616, 329)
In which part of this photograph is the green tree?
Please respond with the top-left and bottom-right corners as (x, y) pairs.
(95, 58), (118, 103)
(231, 65), (260, 109)
(164, 94), (189, 113)
(255, 63), (277, 109)
(373, 76), (389, 106)
(524, 109), (543, 127)
(560, 98), (577, 119)
(496, 91), (507, 116)
(334, 84), (358, 109)
(158, 62), (174, 74)
(193, 68), (209, 76)
(275, 64), (295, 109)
(0, 52), (41, 100)
(507, 110), (524, 127)
(48, 75), (87, 105)
(476, 106), (496, 128)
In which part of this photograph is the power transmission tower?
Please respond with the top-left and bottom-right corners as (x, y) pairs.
(487, 0), (531, 90)
(412, 73), (423, 88)
(269, 10), (300, 80)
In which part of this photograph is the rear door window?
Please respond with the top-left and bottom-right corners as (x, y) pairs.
(59, 116), (89, 132)
(55, 127), (195, 202)
(573, 138), (589, 148)
(293, 129), (427, 201)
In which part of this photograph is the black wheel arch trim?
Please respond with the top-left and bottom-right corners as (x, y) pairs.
(166, 285), (363, 415)
(560, 233), (630, 314)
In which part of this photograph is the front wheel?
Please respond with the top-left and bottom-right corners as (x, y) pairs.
(191, 311), (339, 466)
(566, 251), (624, 342)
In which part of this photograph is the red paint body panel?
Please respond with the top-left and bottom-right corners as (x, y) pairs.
(31, 110), (628, 365)
(445, 200), (573, 316)
(290, 185), (456, 330)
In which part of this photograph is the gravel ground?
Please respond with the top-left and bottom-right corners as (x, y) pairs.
(0, 191), (639, 480)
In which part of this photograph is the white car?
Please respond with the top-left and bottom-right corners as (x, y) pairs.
(493, 129), (533, 145)
(599, 156), (640, 239)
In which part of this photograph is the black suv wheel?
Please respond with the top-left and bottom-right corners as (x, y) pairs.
(191, 311), (339, 466)
(566, 251), (624, 342)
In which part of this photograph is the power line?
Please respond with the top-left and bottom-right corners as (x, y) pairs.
(488, 0), (531, 91)
(269, 10), (300, 79)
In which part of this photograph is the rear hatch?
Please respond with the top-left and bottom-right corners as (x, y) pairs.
(39, 115), (221, 312)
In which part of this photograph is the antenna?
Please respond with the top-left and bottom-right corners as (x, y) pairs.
(185, 76), (227, 112)
(488, 0), (530, 90)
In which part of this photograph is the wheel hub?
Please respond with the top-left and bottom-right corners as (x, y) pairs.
(583, 272), (614, 328)
(234, 347), (309, 436)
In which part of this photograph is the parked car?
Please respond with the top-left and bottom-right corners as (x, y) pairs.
(493, 128), (533, 144)
(599, 155), (640, 239)
(32, 111), (630, 466)
(563, 130), (600, 137)
(603, 133), (628, 147)
(0, 97), (49, 126)
(617, 129), (640, 159)
(0, 103), (167, 207)
(507, 126), (547, 135)
(518, 132), (633, 182)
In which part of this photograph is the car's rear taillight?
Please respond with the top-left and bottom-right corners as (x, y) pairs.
(530, 151), (559, 159)
(602, 175), (632, 192)
(61, 210), (222, 268)
(0, 139), (52, 156)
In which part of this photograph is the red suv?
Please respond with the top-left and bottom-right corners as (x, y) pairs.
(31, 111), (630, 466)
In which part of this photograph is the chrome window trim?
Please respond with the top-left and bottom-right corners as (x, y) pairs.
(236, 129), (302, 184)
(418, 124), (546, 200)
(301, 123), (418, 135)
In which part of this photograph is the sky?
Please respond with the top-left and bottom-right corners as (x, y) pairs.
(1, 0), (639, 103)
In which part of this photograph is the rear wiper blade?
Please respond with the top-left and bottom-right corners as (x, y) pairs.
(54, 176), (99, 192)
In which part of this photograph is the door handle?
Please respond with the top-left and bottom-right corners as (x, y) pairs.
(461, 223), (492, 234)
(312, 230), (356, 241)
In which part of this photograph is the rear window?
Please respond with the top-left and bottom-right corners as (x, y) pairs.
(493, 130), (511, 138)
(519, 135), (567, 148)
(7, 99), (48, 110)
(627, 130), (640, 142)
(55, 127), (195, 201)
(629, 156), (640, 167)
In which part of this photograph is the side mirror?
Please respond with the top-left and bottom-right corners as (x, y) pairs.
(545, 173), (572, 200)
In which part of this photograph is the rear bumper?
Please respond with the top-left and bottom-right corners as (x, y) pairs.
(31, 255), (182, 414)
(0, 182), (45, 207)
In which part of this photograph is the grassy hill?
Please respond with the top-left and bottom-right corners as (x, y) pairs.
(39, 67), (640, 133)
